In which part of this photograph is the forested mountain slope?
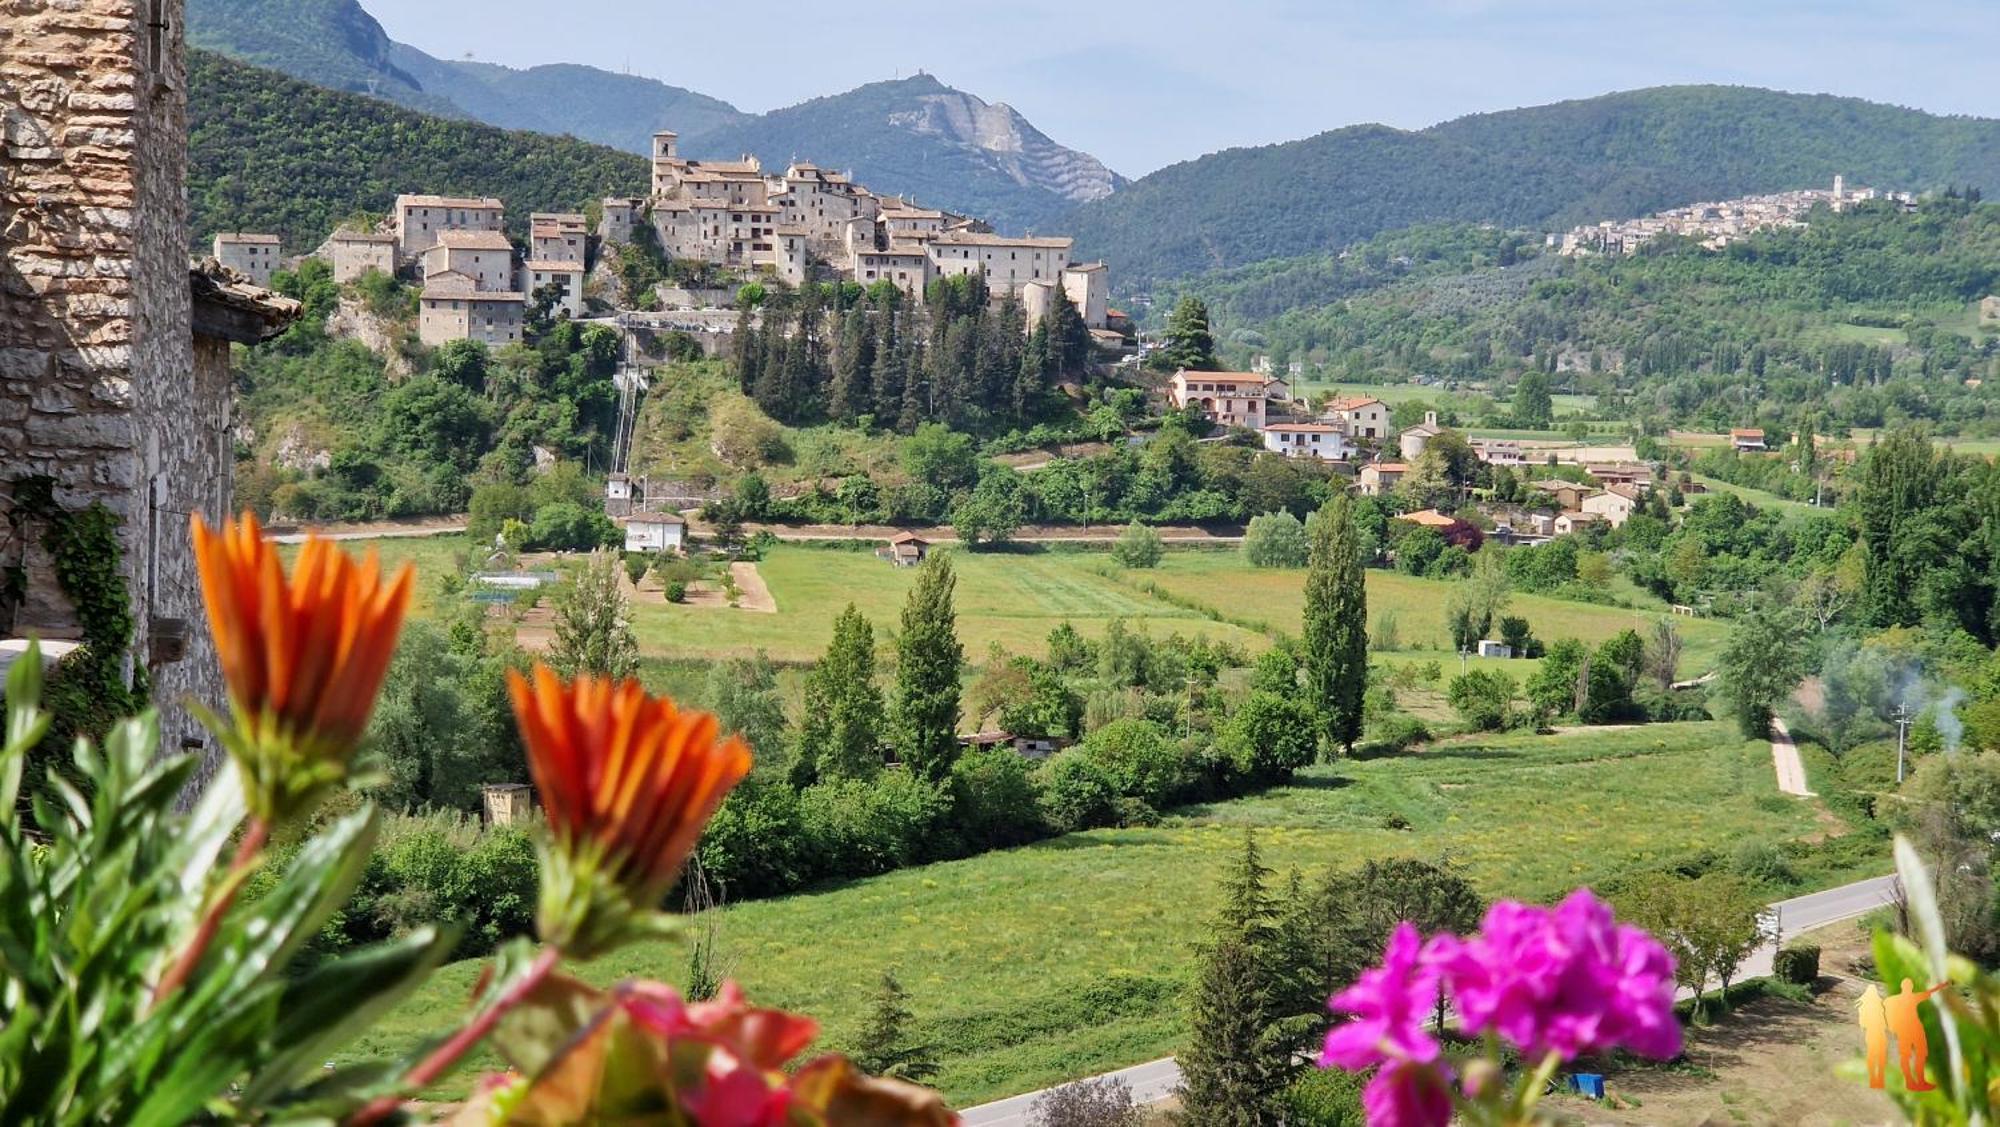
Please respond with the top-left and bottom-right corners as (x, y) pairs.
(1070, 86), (2000, 288)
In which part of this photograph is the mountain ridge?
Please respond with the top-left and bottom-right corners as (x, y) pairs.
(1066, 84), (2000, 288)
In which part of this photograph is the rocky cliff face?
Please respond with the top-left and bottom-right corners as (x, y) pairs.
(886, 84), (1122, 205)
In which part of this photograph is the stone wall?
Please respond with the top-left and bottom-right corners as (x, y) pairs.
(2, 0), (226, 759)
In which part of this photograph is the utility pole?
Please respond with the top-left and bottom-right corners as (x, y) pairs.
(1894, 700), (1913, 784)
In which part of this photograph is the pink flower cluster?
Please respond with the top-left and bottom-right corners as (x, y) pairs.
(1318, 890), (1681, 1126)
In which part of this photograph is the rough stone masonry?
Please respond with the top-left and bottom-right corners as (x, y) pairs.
(1, 0), (245, 762)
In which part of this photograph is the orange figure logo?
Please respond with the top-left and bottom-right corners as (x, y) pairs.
(1858, 978), (1949, 1090)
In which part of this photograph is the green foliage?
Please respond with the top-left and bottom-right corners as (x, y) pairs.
(1303, 496), (1368, 754)
(1243, 511), (1310, 568)
(547, 551), (638, 680)
(851, 969), (938, 1084)
(1772, 943), (1821, 985)
(892, 554), (964, 784)
(525, 502), (617, 552)
(188, 49), (647, 251)
(1110, 521), (1165, 569)
(0, 650), (457, 1121)
(1719, 598), (1810, 738)
(368, 620), (522, 811)
(1036, 750), (1120, 834)
(1163, 296), (1219, 371)
(1220, 692), (1320, 779)
(793, 605), (886, 784)
(1180, 831), (1289, 1125)
(1074, 85), (2000, 288)
(1448, 669), (1518, 731)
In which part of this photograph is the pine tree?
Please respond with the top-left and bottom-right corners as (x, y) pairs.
(852, 969), (938, 1083)
(897, 333), (926, 435)
(1303, 495), (1368, 755)
(1045, 293), (1094, 376)
(793, 604), (886, 783)
(892, 552), (963, 783)
(873, 300), (905, 422)
(1016, 322), (1051, 422)
(1164, 296), (1219, 371)
(1181, 830), (1286, 1125)
(829, 307), (871, 423)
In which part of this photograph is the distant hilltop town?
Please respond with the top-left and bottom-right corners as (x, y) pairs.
(207, 128), (1110, 350)
(1554, 176), (1917, 257)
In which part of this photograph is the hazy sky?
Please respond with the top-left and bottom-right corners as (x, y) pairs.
(366, 0), (2000, 176)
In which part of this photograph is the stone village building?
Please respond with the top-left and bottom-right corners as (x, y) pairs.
(210, 231), (278, 286)
(3, 0), (298, 758)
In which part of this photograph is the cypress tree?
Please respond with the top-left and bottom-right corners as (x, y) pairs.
(1303, 494), (1368, 755)
(873, 300), (905, 422)
(793, 604), (885, 783)
(1016, 322), (1051, 422)
(733, 303), (760, 395)
(892, 552), (963, 783)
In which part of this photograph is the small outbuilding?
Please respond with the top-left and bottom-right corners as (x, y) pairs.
(881, 532), (931, 567)
(624, 514), (687, 553)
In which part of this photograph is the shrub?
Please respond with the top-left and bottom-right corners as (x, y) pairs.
(666, 580), (688, 603)
(1773, 943), (1821, 985)
(1079, 719), (1185, 807)
(1447, 669), (1517, 731)
(1359, 714), (1431, 757)
(797, 774), (957, 876)
(951, 750), (1048, 851)
(1219, 691), (1319, 779)
(1030, 1076), (1142, 1127)
(1243, 511), (1309, 568)
(338, 812), (538, 960)
(1038, 750), (1120, 833)
(1110, 521), (1165, 568)
(1729, 839), (1797, 886)
(694, 779), (809, 901)
(1282, 1067), (1366, 1125)
(526, 501), (617, 552)
(623, 552), (649, 585)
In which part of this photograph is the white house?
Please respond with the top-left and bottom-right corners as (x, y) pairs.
(1399, 410), (1445, 461)
(1262, 422), (1353, 462)
(1325, 395), (1391, 440)
(1579, 484), (1643, 528)
(624, 515), (687, 553)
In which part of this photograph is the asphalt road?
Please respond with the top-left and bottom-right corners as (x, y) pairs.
(956, 873), (1899, 1125)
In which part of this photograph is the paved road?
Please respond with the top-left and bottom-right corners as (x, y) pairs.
(955, 873), (1897, 1125)
(1771, 717), (1816, 797)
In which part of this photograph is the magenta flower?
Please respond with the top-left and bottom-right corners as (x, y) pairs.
(1322, 923), (1444, 1070)
(1434, 889), (1681, 1061)
(1361, 1060), (1453, 1127)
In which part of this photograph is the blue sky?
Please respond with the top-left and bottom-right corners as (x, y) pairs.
(366, 0), (2000, 176)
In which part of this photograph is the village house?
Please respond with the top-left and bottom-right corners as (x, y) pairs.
(1586, 463), (1653, 488)
(1730, 428), (1768, 452)
(521, 259), (587, 319)
(1473, 439), (1528, 466)
(419, 275), (525, 347)
(959, 730), (1069, 761)
(394, 194), (505, 261)
(1396, 509), (1460, 530)
(852, 247), (933, 294)
(1358, 462), (1410, 496)
(211, 232), (281, 286)
(1262, 422), (1353, 462)
(623, 513), (687, 554)
(1169, 371), (1278, 429)
(1325, 395), (1391, 440)
(1399, 410), (1445, 461)
(600, 197), (642, 244)
(1532, 480), (1595, 511)
(324, 229), (397, 282)
(1580, 483), (1643, 527)
(2, 0), (298, 760)
(1059, 261), (1110, 328)
(928, 231), (1075, 297)
(422, 229), (517, 292)
(1554, 511), (1607, 536)
(529, 213), (588, 265)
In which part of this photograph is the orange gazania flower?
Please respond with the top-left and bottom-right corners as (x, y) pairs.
(192, 512), (413, 819)
(508, 665), (751, 955)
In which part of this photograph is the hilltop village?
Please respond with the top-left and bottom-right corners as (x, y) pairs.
(208, 129), (1116, 353)
(1555, 175), (1917, 256)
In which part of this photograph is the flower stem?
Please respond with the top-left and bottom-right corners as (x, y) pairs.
(150, 817), (270, 1007)
(347, 944), (563, 1127)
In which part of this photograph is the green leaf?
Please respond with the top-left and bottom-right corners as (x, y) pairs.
(198, 806), (382, 1004)
(242, 924), (461, 1105)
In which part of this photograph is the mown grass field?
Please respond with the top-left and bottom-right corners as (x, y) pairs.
(627, 546), (1269, 663)
(1131, 553), (1730, 678)
(339, 721), (1878, 1107)
(279, 533), (475, 619)
(1689, 475), (1825, 518)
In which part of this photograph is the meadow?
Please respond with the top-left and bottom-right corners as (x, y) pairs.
(339, 721), (1879, 1107)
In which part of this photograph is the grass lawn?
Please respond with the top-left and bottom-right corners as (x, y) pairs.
(1134, 553), (1730, 678)
(1822, 322), (1910, 347)
(628, 546), (1268, 663)
(279, 533), (476, 619)
(340, 722), (1879, 1107)
(1689, 476), (1825, 518)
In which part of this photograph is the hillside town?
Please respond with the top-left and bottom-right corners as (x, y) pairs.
(219, 128), (1115, 351)
(1555, 175), (1918, 256)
